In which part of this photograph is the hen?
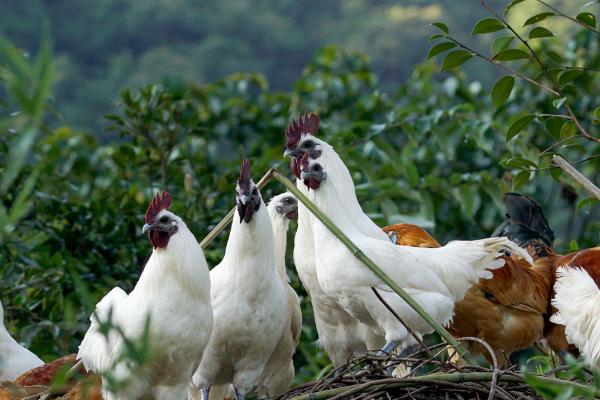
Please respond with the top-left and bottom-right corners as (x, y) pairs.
(0, 300), (44, 381)
(191, 159), (287, 400)
(77, 191), (213, 400)
(291, 115), (532, 358)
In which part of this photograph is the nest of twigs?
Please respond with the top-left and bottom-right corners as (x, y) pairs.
(277, 339), (595, 400)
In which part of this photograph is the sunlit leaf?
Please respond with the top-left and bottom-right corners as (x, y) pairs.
(493, 48), (529, 61)
(471, 18), (505, 35)
(523, 12), (555, 26)
(491, 36), (514, 55)
(431, 22), (449, 34)
(491, 75), (514, 109)
(506, 114), (535, 141)
(560, 121), (577, 138)
(552, 97), (567, 109)
(576, 197), (600, 211)
(529, 26), (554, 39)
(505, 0), (525, 14)
(427, 42), (457, 59)
(440, 50), (473, 71)
(576, 12), (596, 28)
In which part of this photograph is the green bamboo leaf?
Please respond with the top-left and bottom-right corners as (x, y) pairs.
(491, 75), (514, 109)
(529, 26), (554, 39)
(440, 50), (473, 71)
(512, 170), (531, 191)
(506, 114), (535, 141)
(576, 12), (596, 28)
(471, 18), (505, 35)
(427, 42), (457, 59)
(558, 69), (583, 86)
(431, 22), (449, 34)
(523, 12), (555, 26)
(493, 48), (529, 61)
(491, 36), (514, 55)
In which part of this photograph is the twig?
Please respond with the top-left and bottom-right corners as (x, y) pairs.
(536, 0), (600, 37)
(552, 155), (600, 199)
(456, 337), (499, 400)
(370, 287), (433, 359)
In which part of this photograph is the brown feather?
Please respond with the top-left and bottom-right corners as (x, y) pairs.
(382, 224), (441, 248)
(13, 354), (77, 387)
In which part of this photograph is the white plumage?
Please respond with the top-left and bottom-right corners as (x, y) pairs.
(191, 161), (287, 400)
(250, 192), (302, 396)
(550, 266), (600, 366)
(298, 136), (532, 353)
(0, 300), (44, 381)
(78, 198), (213, 400)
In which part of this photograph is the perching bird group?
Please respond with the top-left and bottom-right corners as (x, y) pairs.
(1, 112), (599, 400)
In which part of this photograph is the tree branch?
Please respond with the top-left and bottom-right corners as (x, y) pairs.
(552, 155), (600, 199)
(536, 0), (600, 37)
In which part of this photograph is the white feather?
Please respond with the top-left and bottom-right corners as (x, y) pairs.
(78, 209), (212, 400)
(550, 266), (600, 366)
(0, 300), (44, 381)
(191, 190), (287, 398)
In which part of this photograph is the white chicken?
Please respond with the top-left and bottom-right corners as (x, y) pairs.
(289, 115), (533, 357)
(77, 191), (213, 400)
(191, 159), (287, 400)
(285, 114), (384, 370)
(251, 192), (303, 396)
(550, 267), (600, 366)
(0, 300), (44, 381)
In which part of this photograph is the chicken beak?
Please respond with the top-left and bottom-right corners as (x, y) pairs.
(300, 171), (310, 180)
(283, 148), (295, 158)
(142, 223), (153, 234)
(241, 194), (251, 205)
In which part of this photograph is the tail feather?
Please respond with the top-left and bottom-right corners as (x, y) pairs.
(550, 267), (600, 366)
(492, 193), (554, 252)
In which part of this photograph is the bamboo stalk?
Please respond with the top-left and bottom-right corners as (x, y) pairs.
(199, 168), (276, 249)
(552, 155), (600, 200)
(271, 170), (470, 360)
(288, 371), (599, 400)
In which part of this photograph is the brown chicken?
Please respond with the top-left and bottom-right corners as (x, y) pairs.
(384, 193), (555, 367)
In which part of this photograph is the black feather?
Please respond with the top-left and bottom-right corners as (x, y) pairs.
(492, 192), (555, 252)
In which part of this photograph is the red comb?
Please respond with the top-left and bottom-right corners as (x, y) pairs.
(145, 191), (172, 224)
(285, 112), (320, 149)
(238, 158), (252, 192)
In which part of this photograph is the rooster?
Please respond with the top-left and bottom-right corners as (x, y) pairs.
(550, 266), (600, 366)
(285, 115), (384, 370)
(0, 300), (44, 381)
(289, 114), (532, 359)
(77, 191), (213, 400)
(191, 159), (287, 400)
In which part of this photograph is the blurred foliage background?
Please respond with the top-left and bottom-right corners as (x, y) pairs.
(1, 0), (599, 387)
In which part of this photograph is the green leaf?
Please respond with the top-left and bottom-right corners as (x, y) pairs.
(491, 75), (514, 109)
(560, 121), (577, 138)
(404, 160), (420, 187)
(545, 50), (563, 63)
(576, 12), (596, 28)
(576, 197), (600, 210)
(523, 12), (555, 26)
(529, 26), (554, 39)
(506, 114), (536, 141)
(545, 117), (566, 140)
(431, 22), (449, 34)
(549, 167), (562, 181)
(552, 97), (567, 109)
(558, 69), (583, 85)
(493, 49), (529, 61)
(512, 170), (531, 191)
(440, 50), (473, 71)
(594, 107), (600, 119)
(427, 42), (457, 59)
(491, 36), (514, 55)
(428, 33), (443, 42)
(471, 18), (505, 35)
(505, 0), (525, 13)
(570, 240), (580, 251)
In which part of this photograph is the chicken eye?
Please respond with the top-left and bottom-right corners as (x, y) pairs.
(313, 164), (322, 172)
(301, 140), (314, 149)
(159, 216), (169, 223)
